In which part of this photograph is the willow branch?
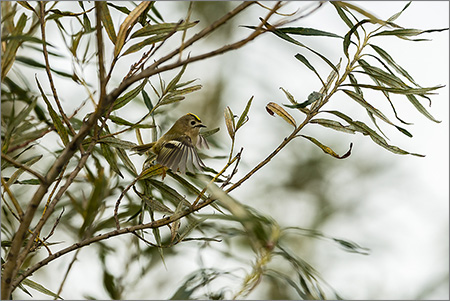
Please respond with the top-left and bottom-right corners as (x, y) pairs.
(1, 153), (47, 184)
(39, 2), (75, 136)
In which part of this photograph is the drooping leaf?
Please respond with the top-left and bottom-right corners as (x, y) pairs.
(98, 1), (117, 44)
(278, 27), (343, 39)
(343, 19), (371, 58)
(406, 94), (441, 123)
(135, 187), (173, 214)
(100, 143), (123, 178)
(341, 83), (443, 96)
(334, 1), (386, 25)
(300, 135), (353, 159)
(22, 278), (63, 299)
(284, 91), (323, 109)
(116, 148), (137, 176)
(114, 1), (152, 57)
(369, 44), (420, 87)
(255, 19), (338, 73)
(310, 118), (357, 134)
(266, 102), (296, 128)
(142, 89), (154, 113)
(372, 27), (448, 38)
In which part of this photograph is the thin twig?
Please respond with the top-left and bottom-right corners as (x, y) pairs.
(1, 153), (47, 184)
(54, 248), (81, 299)
(1, 177), (24, 219)
(39, 2), (76, 136)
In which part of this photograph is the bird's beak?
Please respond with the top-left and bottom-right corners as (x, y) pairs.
(196, 123), (206, 128)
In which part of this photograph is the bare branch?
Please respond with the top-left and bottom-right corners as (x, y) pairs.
(1, 153), (47, 184)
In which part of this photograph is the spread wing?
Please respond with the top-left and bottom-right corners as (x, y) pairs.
(156, 135), (206, 174)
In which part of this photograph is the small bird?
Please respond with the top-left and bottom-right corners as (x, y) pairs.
(132, 113), (209, 174)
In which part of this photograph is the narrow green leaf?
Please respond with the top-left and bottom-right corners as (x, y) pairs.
(200, 127), (220, 138)
(135, 187), (173, 214)
(278, 27), (343, 39)
(348, 73), (363, 95)
(16, 56), (74, 79)
(224, 106), (235, 139)
(17, 1), (34, 10)
(98, 137), (137, 149)
(330, 2), (356, 31)
(342, 89), (413, 137)
(285, 91), (323, 109)
(406, 94), (441, 123)
(333, 238), (370, 255)
(158, 95), (185, 106)
(387, 2), (411, 22)
(142, 90), (153, 113)
(116, 148), (137, 176)
(130, 21), (198, 38)
(372, 27), (448, 37)
(334, 1), (386, 25)
(343, 19), (371, 58)
(114, 1), (152, 57)
(6, 155), (43, 186)
(122, 34), (167, 55)
(280, 87), (297, 105)
(369, 44), (420, 87)
(3, 35), (55, 48)
(98, 1), (117, 44)
(165, 63), (188, 93)
(148, 179), (190, 207)
(138, 164), (167, 180)
(2, 13), (28, 79)
(301, 135), (353, 159)
(294, 53), (317, 73)
(310, 118), (356, 134)
(177, 216), (208, 243)
(107, 3), (130, 15)
(266, 102), (296, 128)
(22, 278), (63, 299)
(341, 83), (443, 95)
(258, 19), (338, 73)
(112, 79), (147, 111)
(236, 96), (253, 130)
(325, 110), (424, 157)
(35, 77), (69, 146)
(109, 115), (155, 128)
(100, 143), (123, 178)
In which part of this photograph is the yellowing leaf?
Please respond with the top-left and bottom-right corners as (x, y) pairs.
(114, 2), (152, 57)
(266, 102), (296, 128)
(224, 106), (235, 139)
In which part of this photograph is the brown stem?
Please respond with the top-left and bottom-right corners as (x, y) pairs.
(1, 153), (47, 184)
(38, 2), (75, 136)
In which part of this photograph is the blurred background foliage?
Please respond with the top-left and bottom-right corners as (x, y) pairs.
(1, 1), (448, 300)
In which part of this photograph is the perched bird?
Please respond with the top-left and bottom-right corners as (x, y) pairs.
(132, 113), (209, 174)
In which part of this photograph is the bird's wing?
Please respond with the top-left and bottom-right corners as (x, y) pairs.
(157, 135), (205, 174)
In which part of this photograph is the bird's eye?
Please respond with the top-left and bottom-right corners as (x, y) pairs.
(190, 121), (196, 126)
